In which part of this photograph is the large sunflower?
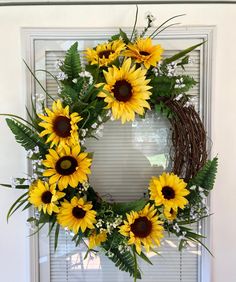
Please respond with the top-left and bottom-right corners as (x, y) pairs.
(38, 99), (82, 148)
(57, 196), (97, 233)
(124, 37), (163, 69)
(85, 39), (126, 67)
(97, 58), (152, 124)
(42, 144), (92, 190)
(119, 204), (163, 254)
(149, 172), (189, 210)
(28, 180), (65, 215)
(88, 230), (107, 249)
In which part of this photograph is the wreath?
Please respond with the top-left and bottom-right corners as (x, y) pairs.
(1, 12), (218, 281)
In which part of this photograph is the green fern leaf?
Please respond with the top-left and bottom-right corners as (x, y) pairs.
(61, 42), (82, 79)
(104, 247), (141, 279)
(189, 157), (218, 191)
(6, 118), (47, 154)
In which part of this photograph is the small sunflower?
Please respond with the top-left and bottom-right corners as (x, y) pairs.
(42, 144), (92, 190)
(163, 207), (178, 221)
(85, 39), (126, 67)
(124, 37), (163, 69)
(38, 99), (82, 148)
(149, 172), (189, 210)
(28, 180), (65, 215)
(119, 204), (163, 254)
(88, 230), (107, 249)
(57, 197), (97, 233)
(97, 58), (152, 124)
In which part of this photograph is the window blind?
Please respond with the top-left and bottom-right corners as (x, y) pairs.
(42, 46), (200, 282)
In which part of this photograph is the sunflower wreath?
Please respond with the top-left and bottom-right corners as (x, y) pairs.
(1, 12), (218, 281)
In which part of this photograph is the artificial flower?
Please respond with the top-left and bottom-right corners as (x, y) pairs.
(57, 197), (97, 233)
(119, 203), (163, 254)
(97, 58), (151, 123)
(42, 144), (92, 190)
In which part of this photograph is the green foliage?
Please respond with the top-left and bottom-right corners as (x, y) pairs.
(110, 28), (130, 44)
(112, 199), (147, 215)
(6, 118), (47, 155)
(104, 247), (141, 279)
(6, 192), (28, 222)
(163, 41), (205, 65)
(189, 157), (218, 192)
(60, 42), (82, 79)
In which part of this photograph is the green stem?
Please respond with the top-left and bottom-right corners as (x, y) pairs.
(23, 59), (55, 102)
(149, 14), (185, 38)
(132, 246), (138, 282)
(130, 5), (139, 42)
(0, 113), (36, 129)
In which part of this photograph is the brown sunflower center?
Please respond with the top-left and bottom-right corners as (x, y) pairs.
(72, 206), (86, 219)
(53, 116), (71, 138)
(41, 191), (53, 204)
(130, 217), (152, 238)
(139, 51), (150, 56)
(55, 156), (78, 176)
(113, 80), (132, 102)
(98, 50), (114, 59)
(162, 186), (175, 200)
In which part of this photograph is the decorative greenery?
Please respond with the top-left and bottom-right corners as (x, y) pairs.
(1, 10), (218, 281)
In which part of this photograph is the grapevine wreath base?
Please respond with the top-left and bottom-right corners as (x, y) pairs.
(1, 11), (217, 281)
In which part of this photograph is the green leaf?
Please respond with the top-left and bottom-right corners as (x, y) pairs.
(119, 28), (130, 44)
(112, 199), (147, 215)
(6, 118), (47, 154)
(0, 183), (29, 189)
(163, 41), (205, 65)
(61, 42), (82, 79)
(189, 157), (218, 192)
(54, 223), (60, 251)
(138, 251), (153, 265)
(104, 247), (141, 279)
(7, 192), (28, 222)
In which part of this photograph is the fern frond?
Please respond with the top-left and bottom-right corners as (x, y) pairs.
(61, 42), (82, 79)
(6, 118), (47, 154)
(189, 157), (218, 191)
(104, 247), (141, 279)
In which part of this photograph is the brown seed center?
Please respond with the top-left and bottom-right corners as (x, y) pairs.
(162, 186), (175, 200)
(131, 217), (152, 238)
(139, 51), (150, 56)
(41, 191), (53, 204)
(113, 80), (132, 102)
(98, 50), (114, 59)
(55, 156), (78, 176)
(72, 207), (86, 219)
(53, 116), (71, 138)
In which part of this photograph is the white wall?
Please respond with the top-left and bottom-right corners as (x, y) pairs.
(0, 3), (235, 282)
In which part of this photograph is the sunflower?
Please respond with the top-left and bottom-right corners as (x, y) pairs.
(124, 37), (163, 69)
(57, 196), (97, 233)
(38, 99), (82, 148)
(163, 206), (178, 221)
(88, 230), (107, 249)
(28, 180), (65, 215)
(42, 144), (92, 190)
(149, 172), (189, 210)
(119, 204), (163, 254)
(97, 58), (152, 124)
(85, 39), (126, 67)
